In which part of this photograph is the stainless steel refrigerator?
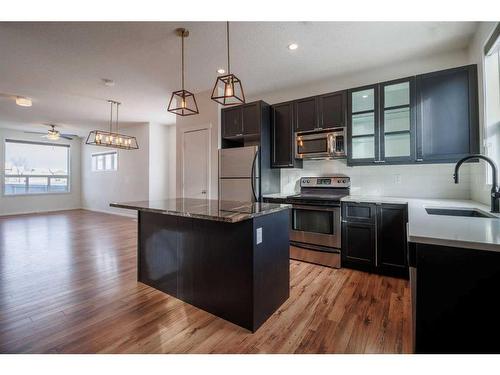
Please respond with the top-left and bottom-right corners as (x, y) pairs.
(219, 146), (260, 202)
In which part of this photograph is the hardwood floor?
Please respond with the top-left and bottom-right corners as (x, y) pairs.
(0, 209), (411, 353)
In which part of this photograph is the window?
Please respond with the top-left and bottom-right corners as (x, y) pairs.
(91, 151), (118, 171)
(484, 24), (500, 184)
(4, 140), (70, 195)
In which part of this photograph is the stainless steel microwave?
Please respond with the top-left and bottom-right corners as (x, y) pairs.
(295, 127), (346, 160)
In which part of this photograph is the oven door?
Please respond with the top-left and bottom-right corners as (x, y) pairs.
(290, 204), (341, 249)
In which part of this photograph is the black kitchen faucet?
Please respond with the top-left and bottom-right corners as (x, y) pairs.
(454, 154), (500, 213)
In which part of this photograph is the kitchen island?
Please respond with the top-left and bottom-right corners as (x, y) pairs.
(110, 198), (290, 332)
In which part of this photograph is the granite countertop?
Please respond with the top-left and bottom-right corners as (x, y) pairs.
(110, 198), (290, 223)
(341, 195), (500, 252)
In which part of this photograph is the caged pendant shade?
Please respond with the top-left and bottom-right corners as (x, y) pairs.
(167, 28), (199, 116)
(211, 22), (246, 106)
(86, 100), (139, 150)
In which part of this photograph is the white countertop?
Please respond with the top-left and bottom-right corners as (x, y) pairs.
(342, 195), (500, 252)
(262, 193), (289, 199)
(265, 192), (500, 252)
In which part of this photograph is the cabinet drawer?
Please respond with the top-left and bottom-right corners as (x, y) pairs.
(342, 202), (376, 223)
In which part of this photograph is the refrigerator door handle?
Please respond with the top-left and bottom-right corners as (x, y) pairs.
(250, 150), (258, 202)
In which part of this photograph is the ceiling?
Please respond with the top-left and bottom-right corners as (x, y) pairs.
(0, 22), (478, 136)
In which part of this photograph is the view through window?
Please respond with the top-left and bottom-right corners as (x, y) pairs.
(4, 140), (70, 195)
(91, 151), (118, 171)
(484, 24), (500, 184)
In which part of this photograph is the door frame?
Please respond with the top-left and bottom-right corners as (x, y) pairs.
(181, 125), (212, 199)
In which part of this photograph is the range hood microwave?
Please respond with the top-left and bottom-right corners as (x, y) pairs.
(295, 127), (346, 160)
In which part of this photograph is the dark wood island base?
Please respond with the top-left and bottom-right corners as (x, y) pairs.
(136, 208), (290, 332)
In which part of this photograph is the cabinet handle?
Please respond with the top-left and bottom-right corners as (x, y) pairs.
(236, 133), (243, 136)
(373, 160), (386, 163)
(416, 158), (423, 162)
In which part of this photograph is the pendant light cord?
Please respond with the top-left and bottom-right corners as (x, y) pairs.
(109, 101), (113, 133)
(181, 31), (185, 91)
(226, 21), (231, 74)
(116, 102), (119, 133)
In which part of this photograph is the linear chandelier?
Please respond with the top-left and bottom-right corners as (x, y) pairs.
(211, 22), (246, 106)
(86, 100), (139, 150)
(167, 28), (199, 116)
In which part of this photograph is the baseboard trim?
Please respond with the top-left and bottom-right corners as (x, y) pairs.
(0, 207), (82, 217)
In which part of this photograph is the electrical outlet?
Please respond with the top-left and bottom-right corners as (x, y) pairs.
(256, 227), (262, 244)
(394, 174), (402, 184)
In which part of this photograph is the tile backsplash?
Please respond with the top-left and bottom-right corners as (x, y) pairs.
(280, 160), (472, 199)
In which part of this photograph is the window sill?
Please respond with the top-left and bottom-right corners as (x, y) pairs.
(2, 191), (72, 198)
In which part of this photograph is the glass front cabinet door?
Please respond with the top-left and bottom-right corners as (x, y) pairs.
(380, 78), (415, 163)
(348, 85), (379, 164)
(348, 78), (415, 165)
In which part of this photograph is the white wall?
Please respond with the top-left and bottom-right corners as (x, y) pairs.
(280, 160), (471, 198)
(251, 49), (474, 199)
(250, 49), (470, 105)
(81, 123), (150, 217)
(0, 128), (82, 216)
(175, 90), (221, 200)
(149, 123), (176, 200)
(468, 22), (498, 206)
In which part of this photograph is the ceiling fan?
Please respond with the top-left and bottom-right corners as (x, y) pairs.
(24, 125), (78, 141)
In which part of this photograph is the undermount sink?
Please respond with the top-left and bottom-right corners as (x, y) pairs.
(425, 207), (497, 219)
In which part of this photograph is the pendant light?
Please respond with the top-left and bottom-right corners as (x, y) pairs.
(211, 22), (246, 106)
(86, 100), (139, 150)
(167, 28), (199, 116)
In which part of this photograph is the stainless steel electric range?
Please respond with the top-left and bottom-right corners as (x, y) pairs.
(286, 175), (350, 268)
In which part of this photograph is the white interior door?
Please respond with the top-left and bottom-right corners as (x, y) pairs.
(182, 128), (209, 199)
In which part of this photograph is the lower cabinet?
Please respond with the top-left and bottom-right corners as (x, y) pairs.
(342, 202), (409, 278)
(342, 222), (376, 268)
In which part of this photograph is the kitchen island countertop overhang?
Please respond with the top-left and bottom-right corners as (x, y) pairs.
(110, 198), (291, 332)
(110, 198), (291, 223)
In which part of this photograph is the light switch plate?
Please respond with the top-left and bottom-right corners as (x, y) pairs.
(256, 227), (262, 244)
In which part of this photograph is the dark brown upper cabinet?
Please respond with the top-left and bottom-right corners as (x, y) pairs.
(346, 64), (479, 166)
(347, 84), (380, 165)
(379, 77), (416, 164)
(295, 96), (318, 132)
(415, 64), (479, 163)
(242, 103), (260, 135)
(295, 90), (347, 132)
(347, 78), (416, 166)
(222, 106), (243, 138)
(269, 90), (346, 168)
(318, 91), (347, 129)
(221, 101), (263, 139)
(271, 101), (303, 168)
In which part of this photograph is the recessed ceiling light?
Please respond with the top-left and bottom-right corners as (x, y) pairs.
(16, 96), (32, 107)
(217, 68), (226, 74)
(102, 78), (115, 87)
(288, 43), (299, 51)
